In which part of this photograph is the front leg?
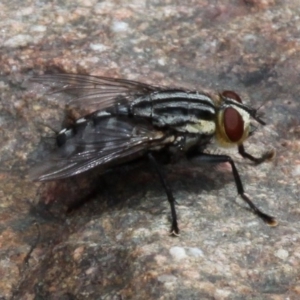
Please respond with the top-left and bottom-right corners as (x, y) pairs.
(187, 152), (277, 226)
(238, 144), (275, 164)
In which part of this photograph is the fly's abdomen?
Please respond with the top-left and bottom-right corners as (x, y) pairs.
(55, 111), (173, 158)
(31, 112), (175, 181)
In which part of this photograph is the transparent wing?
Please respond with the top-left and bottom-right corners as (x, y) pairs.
(29, 117), (167, 181)
(31, 74), (166, 111)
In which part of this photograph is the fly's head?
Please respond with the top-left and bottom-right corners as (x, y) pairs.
(215, 90), (265, 147)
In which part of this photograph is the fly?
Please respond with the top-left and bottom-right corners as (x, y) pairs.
(29, 73), (277, 235)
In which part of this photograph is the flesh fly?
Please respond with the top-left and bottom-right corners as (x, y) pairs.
(30, 74), (277, 235)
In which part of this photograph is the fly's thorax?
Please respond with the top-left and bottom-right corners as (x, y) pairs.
(149, 134), (176, 151)
(174, 119), (216, 135)
(131, 90), (217, 134)
(176, 134), (208, 152)
(215, 91), (251, 147)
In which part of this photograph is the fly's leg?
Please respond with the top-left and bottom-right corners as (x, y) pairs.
(148, 153), (179, 236)
(238, 144), (275, 164)
(188, 153), (277, 226)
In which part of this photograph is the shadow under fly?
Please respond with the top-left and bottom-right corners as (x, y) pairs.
(29, 73), (277, 235)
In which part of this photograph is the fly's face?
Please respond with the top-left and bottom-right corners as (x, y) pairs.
(215, 91), (262, 148)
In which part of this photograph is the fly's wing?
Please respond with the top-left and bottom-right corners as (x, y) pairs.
(31, 74), (166, 111)
(29, 117), (167, 181)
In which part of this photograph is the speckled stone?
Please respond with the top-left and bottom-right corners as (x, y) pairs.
(1, 0), (300, 299)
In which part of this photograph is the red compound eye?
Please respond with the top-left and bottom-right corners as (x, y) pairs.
(222, 90), (242, 103)
(224, 107), (244, 142)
